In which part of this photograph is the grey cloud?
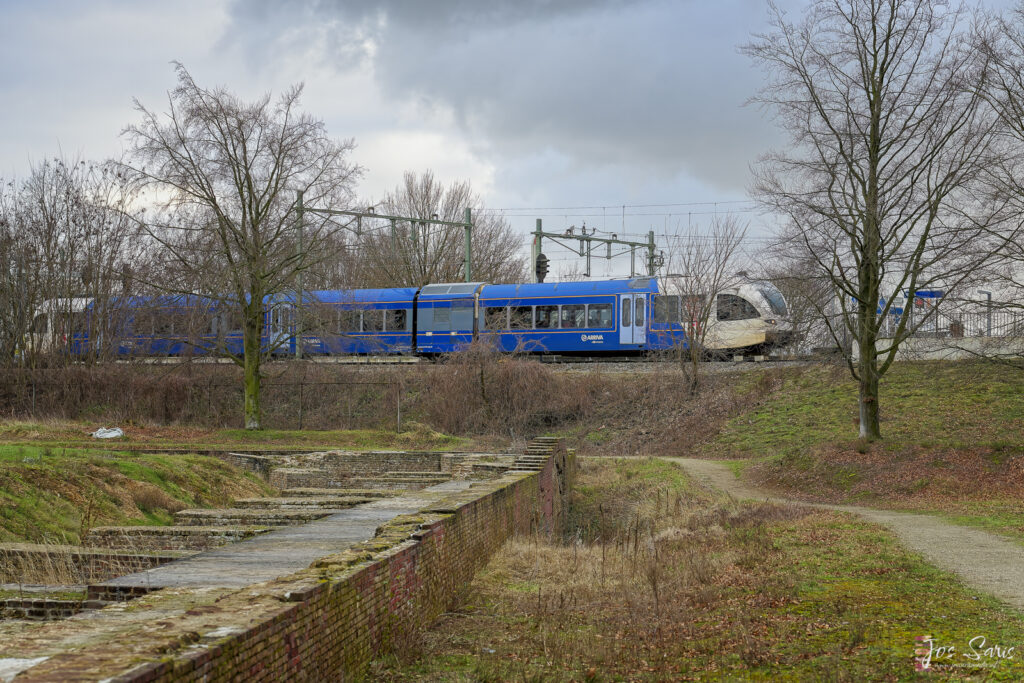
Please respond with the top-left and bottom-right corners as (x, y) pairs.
(226, 0), (782, 194)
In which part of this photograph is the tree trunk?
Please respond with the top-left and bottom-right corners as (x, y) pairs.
(857, 318), (881, 441)
(243, 309), (262, 430)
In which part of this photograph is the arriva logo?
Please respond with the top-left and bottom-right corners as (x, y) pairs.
(581, 334), (604, 342)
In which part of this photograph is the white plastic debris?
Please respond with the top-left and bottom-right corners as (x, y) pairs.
(91, 427), (124, 439)
(0, 658), (49, 683)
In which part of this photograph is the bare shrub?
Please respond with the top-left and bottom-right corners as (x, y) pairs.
(128, 482), (186, 515)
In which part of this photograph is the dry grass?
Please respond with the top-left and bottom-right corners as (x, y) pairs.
(374, 458), (1024, 681)
(0, 537), (167, 587)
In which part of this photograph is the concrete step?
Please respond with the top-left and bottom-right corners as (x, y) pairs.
(86, 526), (271, 552)
(2, 597), (112, 621)
(281, 488), (399, 498)
(173, 509), (335, 527)
(379, 471), (449, 480)
(232, 496), (374, 509)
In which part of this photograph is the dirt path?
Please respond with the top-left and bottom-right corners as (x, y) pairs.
(668, 457), (1024, 612)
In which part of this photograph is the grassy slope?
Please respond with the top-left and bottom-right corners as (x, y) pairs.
(0, 420), (468, 452)
(704, 361), (1024, 458)
(376, 459), (1024, 680)
(0, 445), (273, 544)
(700, 360), (1024, 539)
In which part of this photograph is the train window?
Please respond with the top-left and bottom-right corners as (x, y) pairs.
(717, 294), (760, 321)
(621, 298), (631, 327)
(337, 309), (360, 333)
(535, 305), (559, 329)
(485, 307), (507, 330)
(560, 305), (585, 329)
(363, 310), (384, 332)
(225, 307), (244, 333)
(635, 299), (644, 327)
(386, 309), (408, 332)
(70, 312), (87, 334)
(653, 295), (680, 323)
(451, 301), (474, 331)
(509, 306), (533, 330)
(153, 310), (175, 337)
(758, 287), (788, 316)
(587, 304), (613, 329)
(133, 310), (154, 336)
(431, 307), (450, 332)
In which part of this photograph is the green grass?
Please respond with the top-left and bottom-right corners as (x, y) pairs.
(0, 422), (468, 453)
(0, 445), (272, 544)
(704, 361), (1024, 459)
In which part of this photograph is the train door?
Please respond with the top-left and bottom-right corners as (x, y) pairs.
(618, 293), (647, 345)
(268, 303), (292, 354)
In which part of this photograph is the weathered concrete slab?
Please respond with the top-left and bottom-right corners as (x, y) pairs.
(231, 496), (375, 509)
(172, 508), (334, 526)
(280, 488), (399, 498)
(94, 481), (474, 592)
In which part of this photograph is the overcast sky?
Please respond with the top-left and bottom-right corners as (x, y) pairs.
(0, 0), (1011, 276)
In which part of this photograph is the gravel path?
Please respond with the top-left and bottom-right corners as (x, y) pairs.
(668, 457), (1024, 612)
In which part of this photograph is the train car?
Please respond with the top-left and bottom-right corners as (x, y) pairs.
(414, 282), (487, 354)
(476, 278), (663, 355)
(704, 280), (794, 352)
(653, 277), (795, 354)
(32, 276), (792, 361)
(291, 288), (418, 355)
(27, 298), (93, 356)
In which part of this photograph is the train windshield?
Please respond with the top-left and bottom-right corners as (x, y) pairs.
(757, 287), (788, 317)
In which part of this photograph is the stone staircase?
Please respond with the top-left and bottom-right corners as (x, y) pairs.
(172, 508), (335, 527)
(509, 436), (560, 472)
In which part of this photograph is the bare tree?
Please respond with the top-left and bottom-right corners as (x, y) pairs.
(957, 1), (1024, 368)
(661, 216), (747, 395)
(121, 64), (362, 429)
(745, 0), (1004, 440)
(0, 158), (144, 367)
(761, 225), (852, 357)
(352, 170), (526, 287)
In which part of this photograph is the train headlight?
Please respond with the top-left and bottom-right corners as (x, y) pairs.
(766, 318), (776, 326)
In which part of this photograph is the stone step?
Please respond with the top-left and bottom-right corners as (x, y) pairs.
(86, 526), (271, 552)
(86, 583), (154, 603)
(281, 488), (399, 498)
(380, 473), (448, 479)
(173, 509), (335, 527)
(1, 597), (112, 621)
(232, 496), (374, 509)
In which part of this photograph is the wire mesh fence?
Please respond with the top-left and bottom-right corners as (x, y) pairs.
(0, 370), (402, 431)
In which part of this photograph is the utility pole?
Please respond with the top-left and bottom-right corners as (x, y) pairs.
(463, 207), (472, 282)
(532, 219), (543, 283)
(529, 222), (660, 279)
(295, 190), (303, 360)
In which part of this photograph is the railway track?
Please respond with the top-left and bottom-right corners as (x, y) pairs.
(118, 353), (805, 367)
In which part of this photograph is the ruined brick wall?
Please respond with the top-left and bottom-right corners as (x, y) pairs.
(324, 450), (444, 477)
(77, 443), (574, 682)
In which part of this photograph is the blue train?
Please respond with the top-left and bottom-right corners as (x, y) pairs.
(31, 277), (793, 358)
(296, 278), (672, 356)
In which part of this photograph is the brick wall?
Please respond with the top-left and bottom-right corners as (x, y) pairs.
(14, 441), (574, 682)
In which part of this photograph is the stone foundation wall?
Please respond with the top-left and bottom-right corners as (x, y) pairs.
(0, 544), (185, 584)
(85, 526), (267, 552)
(268, 467), (329, 489)
(18, 441), (574, 682)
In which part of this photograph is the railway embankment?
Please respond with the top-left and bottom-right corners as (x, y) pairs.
(0, 438), (575, 681)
